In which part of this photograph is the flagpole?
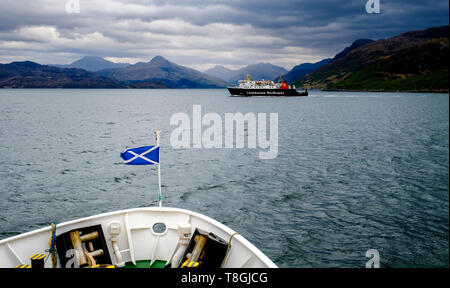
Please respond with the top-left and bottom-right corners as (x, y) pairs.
(155, 129), (162, 208)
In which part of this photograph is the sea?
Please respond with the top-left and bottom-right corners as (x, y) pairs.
(0, 89), (448, 267)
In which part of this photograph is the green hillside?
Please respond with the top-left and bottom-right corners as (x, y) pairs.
(295, 26), (449, 92)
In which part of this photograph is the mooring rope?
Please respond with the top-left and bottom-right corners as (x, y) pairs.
(221, 232), (240, 268)
(44, 222), (58, 268)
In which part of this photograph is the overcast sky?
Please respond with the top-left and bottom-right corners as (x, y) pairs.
(0, 0), (448, 70)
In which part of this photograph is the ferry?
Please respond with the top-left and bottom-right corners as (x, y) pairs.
(228, 75), (308, 97)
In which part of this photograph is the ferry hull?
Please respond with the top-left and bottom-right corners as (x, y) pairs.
(228, 87), (307, 97)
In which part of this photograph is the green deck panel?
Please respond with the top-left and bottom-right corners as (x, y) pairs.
(123, 260), (167, 268)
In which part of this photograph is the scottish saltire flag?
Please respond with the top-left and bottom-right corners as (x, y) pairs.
(120, 145), (159, 165)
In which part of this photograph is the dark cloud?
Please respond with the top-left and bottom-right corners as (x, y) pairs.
(0, 0), (448, 70)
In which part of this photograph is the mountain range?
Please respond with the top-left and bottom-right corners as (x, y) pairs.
(0, 61), (122, 88)
(97, 56), (227, 88)
(294, 26), (449, 92)
(332, 39), (375, 61)
(50, 56), (129, 72)
(1, 25), (447, 91)
(0, 56), (227, 88)
(204, 63), (288, 84)
(279, 58), (331, 84)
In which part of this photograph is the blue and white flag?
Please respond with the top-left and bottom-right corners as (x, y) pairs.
(120, 145), (159, 165)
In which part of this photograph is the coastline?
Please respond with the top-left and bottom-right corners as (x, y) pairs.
(320, 88), (450, 93)
(1, 87), (448, 93)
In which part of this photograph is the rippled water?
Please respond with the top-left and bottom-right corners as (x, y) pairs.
(0, 89), (448, 267)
